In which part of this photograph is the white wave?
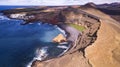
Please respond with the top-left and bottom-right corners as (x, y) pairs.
(56, 26), (67, 37)
(54, 25), (58, 27)
(26, 59), (35, 67)
(34, 47), (48, 61)
(57, 45), (68, 49)
(58, 44), (71, 57)
(0, 15), (10, 20)
(29, 23), (34, 24)
(59, 42), (68, 45)
(26, 47), (48, 67)
(26, 44), (70, 67)
(38, 23), (41, 25)
(10, 13), (26, 19)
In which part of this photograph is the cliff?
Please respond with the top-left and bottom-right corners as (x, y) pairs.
(80, 5), (120, 67)
(1, 4), (120, 67)
(1, 6), (101, 67)
(31, 6), (120, 67)
(30, 6), (101, 67)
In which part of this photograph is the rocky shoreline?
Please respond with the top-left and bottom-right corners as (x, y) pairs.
(1, 6), (101, 67)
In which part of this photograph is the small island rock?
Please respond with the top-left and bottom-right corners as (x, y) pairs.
(53, 34), (67, 43)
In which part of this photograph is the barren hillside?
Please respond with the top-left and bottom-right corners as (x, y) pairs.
(81, 5), (120, 67)
(1, 4), (120, 67)
(31, 5), (120, 67)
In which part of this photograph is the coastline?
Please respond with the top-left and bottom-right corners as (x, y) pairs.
(1, 3), (120, 67)
(0, 12), (73, 67)
(1, 6), (101, 67)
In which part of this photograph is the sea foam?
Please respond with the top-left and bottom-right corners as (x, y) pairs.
(56, 25), (67, 37)
(0, 14), (10, 20)
(27, 47), (48, 67)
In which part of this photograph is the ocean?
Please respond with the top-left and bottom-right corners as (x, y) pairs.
(0, 6), (70, 67)
(0, 5), (33, 10)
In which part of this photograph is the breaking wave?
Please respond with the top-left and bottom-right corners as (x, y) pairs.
(56, 25), (67, 37)
(27, 47), (48, 67)
(27, 44), (71, 67)
(26, 25), (69, 67)
(0, 14), (10, 20)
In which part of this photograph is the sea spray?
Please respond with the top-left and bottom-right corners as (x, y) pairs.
(27, 47), (48, 67)
(55, 25), (67, 37)
(26, 59), (35, 67)
(26, 44), (71, 67)
(0, 13), (10, 20)
(34, 47), (48, 61)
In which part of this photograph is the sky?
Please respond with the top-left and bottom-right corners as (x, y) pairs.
(0, 0), (120, 5)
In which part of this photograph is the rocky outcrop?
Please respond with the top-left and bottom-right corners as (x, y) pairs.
(53, 34), (67, 43)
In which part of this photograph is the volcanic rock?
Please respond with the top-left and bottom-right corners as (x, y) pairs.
(1, 4), (120, 67)
(53, 34), (67, 43)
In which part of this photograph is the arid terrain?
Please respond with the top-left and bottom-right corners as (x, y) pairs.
(97, 2), (120, 22)
(1, 3), (120, 67)
(83, 2), (120, 22)
(40, 4), (120, 67)
(80, 4), (120, 67)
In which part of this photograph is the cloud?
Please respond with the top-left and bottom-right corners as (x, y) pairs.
(0, 0), (120, 5)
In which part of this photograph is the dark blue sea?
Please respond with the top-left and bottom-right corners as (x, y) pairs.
(0, 5), (33, 10)
(0, 6), (70, 67)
